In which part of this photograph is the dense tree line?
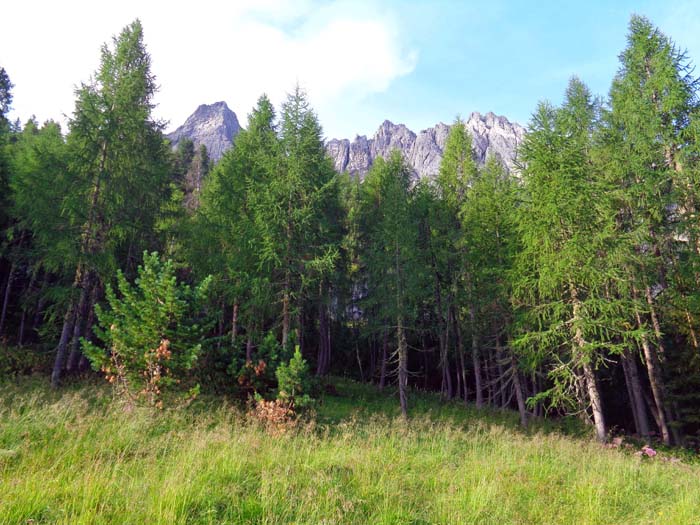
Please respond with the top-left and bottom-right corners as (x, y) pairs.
(1, 16), (700, 444)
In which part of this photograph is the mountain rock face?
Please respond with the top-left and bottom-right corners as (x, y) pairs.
(327, 112), (525, 179)
(168, 103), (525, 178)
(167, 102), (241, 162)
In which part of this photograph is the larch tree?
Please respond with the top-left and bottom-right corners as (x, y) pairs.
(361, 151), (424, 416)
(260, 86), (340, 352)
(433, 118), (478, 402)
(603, 15), (700, 444)
(514, 78), (620, 442)
(51, 20), (171, 387)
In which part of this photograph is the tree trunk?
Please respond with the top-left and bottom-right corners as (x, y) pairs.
(454, 311), (468, 404)
(495, 339), (505, 408)
(621, 349), (650, 437)
(379, 330), (388, 390)
(0, 261), (15, 336)
(511, 354), (528, 428)
(633, 295), (672, 445)
(231, 301), (238, 346)
(469, 306), (483, 408)
(67, 274), (93, 373)
(445, 355), (454, 399)
(398, 315), (408, 418)
(51, 302), (76, 388)
(570, 284), (606, 442)
(582, 361), (607, 442)
(621, 353), (641, 435)
(433, 273), (449, 399)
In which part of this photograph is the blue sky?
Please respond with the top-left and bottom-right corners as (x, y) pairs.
(2, 1), (699, 139)
(342, 0), (700, 136)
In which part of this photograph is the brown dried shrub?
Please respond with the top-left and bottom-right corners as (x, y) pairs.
(247, 397), (298, 435)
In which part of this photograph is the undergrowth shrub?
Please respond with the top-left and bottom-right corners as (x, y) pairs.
(247, 396), (298, 434)
(275, 346), (317, 410)
(0, 345), (54, 377)
(82, 252), (212, 407)
(232, 331), (286, 396)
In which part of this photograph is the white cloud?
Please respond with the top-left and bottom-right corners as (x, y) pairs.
(1, 0), (416, 137)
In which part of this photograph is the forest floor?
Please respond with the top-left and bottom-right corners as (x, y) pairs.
(0, 376), (699, 524)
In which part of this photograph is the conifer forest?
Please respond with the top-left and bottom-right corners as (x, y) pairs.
(1, 13), (700, 525)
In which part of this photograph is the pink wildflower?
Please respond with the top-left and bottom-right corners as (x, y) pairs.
(641, 445), (657, 457)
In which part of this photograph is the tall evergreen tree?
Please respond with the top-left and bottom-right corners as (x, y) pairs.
(259, 86), (340, 351)
(514, 78), (620, 442)
(361, 152), (424, 416)
(51, 20), (171, 386)
(433, 118), (478, 402)
(603, 15), (700, 444)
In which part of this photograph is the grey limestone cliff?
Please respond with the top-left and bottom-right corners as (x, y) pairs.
(327, 112), (525, 179)
(168, 103), (524, 178)
(167, 102), (241, 162)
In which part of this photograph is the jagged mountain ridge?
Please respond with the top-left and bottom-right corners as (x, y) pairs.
(167, 101), (241, 162)
(168, 103), (525, 177)
(327, 112), (525, 179)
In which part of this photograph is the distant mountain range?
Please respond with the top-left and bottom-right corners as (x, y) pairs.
(167, 102), (525, 178)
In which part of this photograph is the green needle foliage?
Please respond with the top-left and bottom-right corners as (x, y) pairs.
(83, 252), (212, 406)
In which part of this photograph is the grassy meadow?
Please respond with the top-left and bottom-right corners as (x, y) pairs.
(0, 377), (698, 524)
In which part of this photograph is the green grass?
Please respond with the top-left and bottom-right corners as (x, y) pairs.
(0, 377), (698, 524)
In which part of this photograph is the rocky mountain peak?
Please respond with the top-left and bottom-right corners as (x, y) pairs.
(167, 102), (525, 179)
(326, 112), (525, 179)
(167, 101), (241, 162)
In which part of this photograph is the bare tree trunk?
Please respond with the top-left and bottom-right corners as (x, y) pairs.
(469, 306), (483, 408)
(231, 301), (238, 346)
(621, 353), (641, 435)
(51, 302), (76, 388)
(582, 361), (607, 442)
(485, 353), (494, 406)
(445, 356), (454, 399)
(511, 354), (528, 428)
(496, 338), (505, 408)
(633, 291), (672, 445)
(0, 261), (15, 336)
(67, 273), (93, 373)
(621, 350), (650, 437)
(379, 330), (388, 390)
(454, 312), (468, 404)
(570, 285), (606, 442)
(398, 315), (408, 418)
(643, 389), (663, 431)
(643, 286), (679, 444)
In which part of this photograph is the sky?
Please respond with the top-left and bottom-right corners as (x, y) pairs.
(2, 0), (699, 140)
